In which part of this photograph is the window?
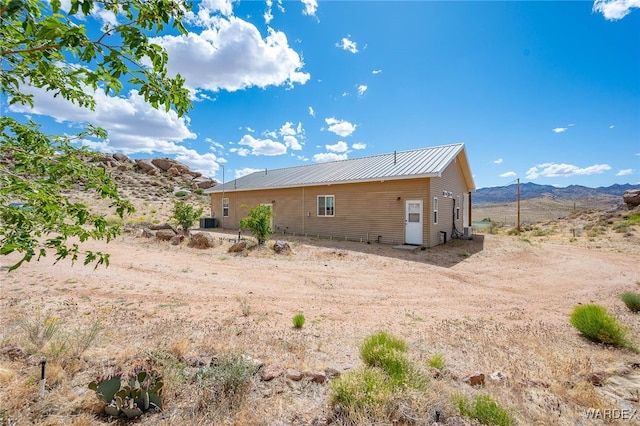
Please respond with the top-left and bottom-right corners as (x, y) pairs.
(317, 195), (335, 217)
(433, 197), (438, 224)
(456, 195), (461, 221)
(222, 197), (229, 217)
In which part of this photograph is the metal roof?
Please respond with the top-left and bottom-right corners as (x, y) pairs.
(206, 143), (474, 193)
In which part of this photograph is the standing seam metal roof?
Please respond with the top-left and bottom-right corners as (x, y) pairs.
(207, 143), (470, 193)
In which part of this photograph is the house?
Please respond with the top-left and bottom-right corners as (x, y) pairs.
(205, 143), (475, 247)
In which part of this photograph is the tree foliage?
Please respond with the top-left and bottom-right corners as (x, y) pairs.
(239, 204), (274, 245)
(1, 0), (193, 270)
(171, 201), (203, 233)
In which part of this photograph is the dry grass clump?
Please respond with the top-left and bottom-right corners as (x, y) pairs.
(621, 292), (640, 313)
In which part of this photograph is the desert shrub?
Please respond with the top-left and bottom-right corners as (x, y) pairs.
(569, 304), (633, 349)
(194, 188), (204, 195)
(621, 292), (640, 313)
(171, 201), (204, 232)
(194, 353), (258, 400)
(454, 393), (514, 426)
(427, 352), (445, 371)
(239, 204), (274, 244)
(329, 367), (393, 418)
(16, 314), (60, 351)
(292, 312), (305, 328)
(359, 332), (426, 388)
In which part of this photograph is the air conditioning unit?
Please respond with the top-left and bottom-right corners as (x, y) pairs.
(463, 227), (473, 239)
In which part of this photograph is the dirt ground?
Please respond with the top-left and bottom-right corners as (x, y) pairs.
(1, 227), (640, 425)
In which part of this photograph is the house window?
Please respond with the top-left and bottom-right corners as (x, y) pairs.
(433, 197), (438, 224)
(222, 197), (229, 217)
(317, 195), (335, 217)
(456, 195), (461, 221)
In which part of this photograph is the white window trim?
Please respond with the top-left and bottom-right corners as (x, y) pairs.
(317, 195), (335, 217)
(456, 195), (461, 221)
(222, 197), (229, 217)
(433, 197), (438, 224)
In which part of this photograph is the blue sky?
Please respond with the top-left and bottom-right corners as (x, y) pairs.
(5, 0), (640, 188)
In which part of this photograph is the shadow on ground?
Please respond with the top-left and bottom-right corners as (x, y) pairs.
(200, 228), (485, 268)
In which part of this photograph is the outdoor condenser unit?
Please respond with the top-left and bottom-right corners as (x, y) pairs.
(463, 227), (473, 239)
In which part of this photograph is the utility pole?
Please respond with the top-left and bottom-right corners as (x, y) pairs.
(221, 164), (225, 228)
(517, 178), (521, 233)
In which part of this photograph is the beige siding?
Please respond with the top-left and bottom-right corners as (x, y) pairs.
(428, 157), (470, 246)
(210, 179), (431, 245)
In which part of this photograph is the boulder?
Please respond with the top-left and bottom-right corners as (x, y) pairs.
(308, 371), (327, 383)
(260, 364), (283, 381)
(151, 158), (190, 174)
(113, 153), (132, 163)
(192, 177), (217, 189)
(188, 233), (216, 249)
(135, 159), (158, 173)
(461, 372), (485, 386)
(149, 223), (178, 233)
(285, 368), (304, 381)
(273, 240), (291, 254)
(156, 229), (176, 241)
(170, 235), (184, 245)
(623, 189), (640, 210)
(229, 241), (247, 253)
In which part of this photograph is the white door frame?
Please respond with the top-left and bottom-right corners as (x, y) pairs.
(405, 199), (423, 245)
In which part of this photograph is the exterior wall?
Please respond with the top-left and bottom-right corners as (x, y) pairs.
(428, 158), (471, 246)
(210, 178), (432, 245)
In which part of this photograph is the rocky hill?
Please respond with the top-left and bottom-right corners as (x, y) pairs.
(64, 153), (217, 224)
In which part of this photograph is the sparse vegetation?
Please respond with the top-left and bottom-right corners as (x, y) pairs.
(454, 393), (514, 426)
(569, 304), (635, 350)
(427, 352), (446, 371)
(239, 204), (274, 245)
(292, 312), (305, 328)
(329, 367), (393, 419)
(171, 201), (204, 232)
(621, 292), (640, 313)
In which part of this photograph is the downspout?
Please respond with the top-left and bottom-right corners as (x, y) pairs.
(302, 187), (305, 234)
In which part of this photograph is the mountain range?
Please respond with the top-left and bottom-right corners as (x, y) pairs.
(473, 183), (636, 206)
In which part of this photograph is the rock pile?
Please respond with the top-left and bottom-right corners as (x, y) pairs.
(96, 153), (217, 190)
(623, 189), (640, 210)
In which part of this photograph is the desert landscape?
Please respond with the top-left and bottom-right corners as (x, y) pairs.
(1, 175), (640, 425)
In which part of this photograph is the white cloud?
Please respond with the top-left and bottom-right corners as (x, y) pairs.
(593, 0), (640, 20)
(308, 106), (315, 117)
(526, 163), (612, 179)
(326, 141), (348, 153)
(185, 0), (235, 25)
(152, 18), (310, 94)
(609, 124), (615, 129)
(337, 35), (358, 53)
(5, 85), (234, 175)
(352, 142), (366, 150)
(264, 0), (274, 24)
(301, 0), (318, 16)
(357, 85), (368, 95)
(499, 171), (516, 178)
(372, 69), (382, 74)
(238, 134), (287, 156)
(313, 152), (348, 163)
(494, 158), (503, 164)
(235, 167), (263, 179)
(279, 121), (304, 150)
(325, 117), (356, 137)
(229, 147), (251, 156)
(552, 127), (567, 133)
(616, 169), (634, 176)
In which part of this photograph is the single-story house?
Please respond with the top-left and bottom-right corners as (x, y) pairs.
(205, 143), (475, 247)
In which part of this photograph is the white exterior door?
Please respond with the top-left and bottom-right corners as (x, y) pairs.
(405, 200), (423, 245)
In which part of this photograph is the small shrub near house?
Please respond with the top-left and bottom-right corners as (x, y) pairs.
(621, 292), (640, 313)
(569, 304), (635, 350)
(292, 312), (305, 328)
(239, 204), (274, 245)
(171, 201), (204, 232)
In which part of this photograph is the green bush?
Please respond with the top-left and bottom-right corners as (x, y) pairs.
(569, 304), (634, 349)
(454, 393), (514, 426)
(174, 190), (189, 197)
(239, 204), (274, 245)
(171, 201), (204, 232)
(359, 332), (425, 388)
(292, 312), (305, 328)
(329, 367), (392, 416)
(427, 352), (446, 371)
(621, 292), (640, 313)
